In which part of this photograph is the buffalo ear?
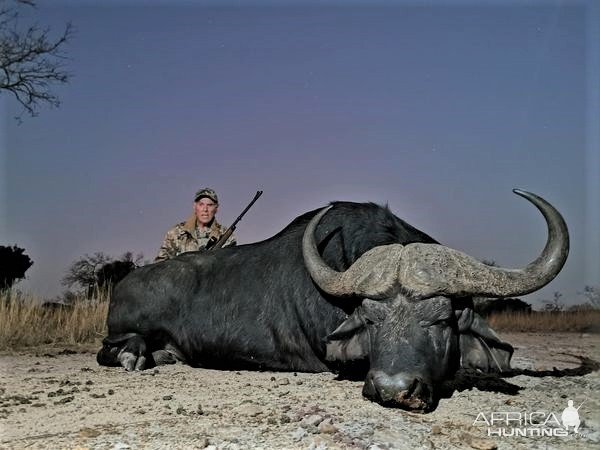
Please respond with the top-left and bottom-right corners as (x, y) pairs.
(324, 299), (389, 363)
(459, 311), (513, 373)
(326, 313), (364, 342)
(325, 312), (369, 362)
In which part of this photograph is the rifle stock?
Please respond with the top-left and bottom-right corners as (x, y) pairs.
(212, 227), (234, 249)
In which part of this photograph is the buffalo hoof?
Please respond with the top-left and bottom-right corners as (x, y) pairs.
(118, 350), (147, 371)
(116, 335), (149, 371)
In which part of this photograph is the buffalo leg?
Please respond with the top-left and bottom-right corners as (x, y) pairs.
(152, 342), (186, 366)
(96, 342), (122, 367)
(117, 335), (150, 371)
(97, 334), (150, 371)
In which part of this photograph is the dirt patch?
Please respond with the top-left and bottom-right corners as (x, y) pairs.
(1, 333), (598, 449)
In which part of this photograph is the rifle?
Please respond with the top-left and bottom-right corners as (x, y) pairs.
(206, 190), (263, 250)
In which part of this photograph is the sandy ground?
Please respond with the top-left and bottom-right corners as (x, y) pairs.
(0, 332), (599, 450)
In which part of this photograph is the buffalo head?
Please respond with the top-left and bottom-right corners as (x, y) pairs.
(302, 189), (569, 412)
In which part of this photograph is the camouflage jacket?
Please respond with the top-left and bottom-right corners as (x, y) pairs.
(155, 215), (236, 262)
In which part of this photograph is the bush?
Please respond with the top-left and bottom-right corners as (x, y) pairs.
(0, 245), (33, 289)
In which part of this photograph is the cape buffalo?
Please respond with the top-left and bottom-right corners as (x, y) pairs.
(97, 189), (568, 412)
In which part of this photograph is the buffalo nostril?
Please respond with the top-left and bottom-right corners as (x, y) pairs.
(361, 372), (380, 400)
(405, 377), (429, 399)
(363, 371), (433, 412)
(392, 379), (432, 412)
(363, 371), (411, 402)
(362, 373), (378, 400)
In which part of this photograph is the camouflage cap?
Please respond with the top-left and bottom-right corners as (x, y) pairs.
(194, 188), (218, 204)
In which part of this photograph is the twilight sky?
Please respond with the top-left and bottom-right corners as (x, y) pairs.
(1, 0), (598, 307)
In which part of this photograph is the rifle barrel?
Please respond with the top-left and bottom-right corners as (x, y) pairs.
(209, 190), (262, 250)
(233, 190), (262, 225)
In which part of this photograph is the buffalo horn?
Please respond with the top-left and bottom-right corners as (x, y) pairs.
(302, 190), (569, 300)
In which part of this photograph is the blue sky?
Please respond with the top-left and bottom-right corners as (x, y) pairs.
(1, 0), (598, 307)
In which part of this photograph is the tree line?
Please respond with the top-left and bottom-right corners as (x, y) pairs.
(1, 244), (599, 310)
(0, 245), (144, 303)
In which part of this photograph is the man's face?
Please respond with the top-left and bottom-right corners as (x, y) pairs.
(194, 197), (218, 226)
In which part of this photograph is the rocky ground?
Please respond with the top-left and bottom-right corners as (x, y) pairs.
(0, 332), (598, 450)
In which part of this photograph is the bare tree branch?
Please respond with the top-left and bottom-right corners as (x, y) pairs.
(0, 0), (73, 120)
(542, 291), (564, 313)
(62, 251), (145, 301)
(579, 285), (600, 309)
(62, 252), (112, 292)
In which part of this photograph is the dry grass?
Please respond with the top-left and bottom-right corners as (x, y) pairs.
(0, 289), (108, 351)
(1, 288), (598, 352)
(488, 310), (600, 333)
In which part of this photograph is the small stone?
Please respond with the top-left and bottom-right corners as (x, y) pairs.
(54, 396), (74, 405)
(318, 418), (338, 434)
(431, 425), (442, 435)
(278, 378), (290, 386)
(292, 427), (307, 442)
(461, 432), (497, 450)
(470, 439), (497, 450)
(236, 404), (262, 417)
(79, 427), (101, 438)
(58, 349), (76, 355)
(587, 430), (600, 443)
(107, 389), (115, 395)
(162, 395), (173, 401)
(367, 445), (385, 450)
(301, 414), (324, 429)
(196, 437), (209, 447)
(176, 406), (186, 415)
